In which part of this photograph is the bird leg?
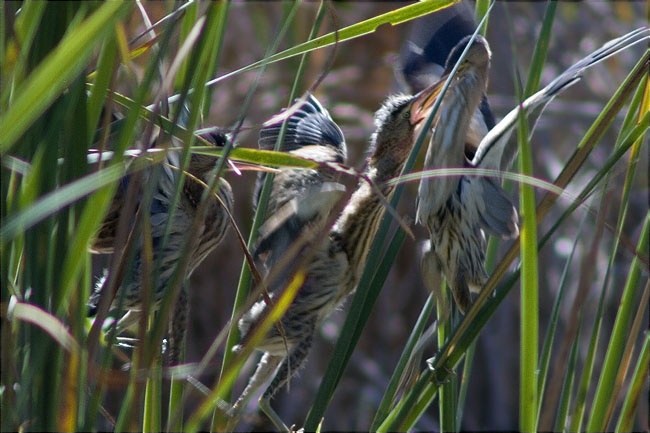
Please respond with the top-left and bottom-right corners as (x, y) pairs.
(166, 285), (188, 365)
(231, 332), (314, 431)
(259, 334), (314, 432)
(229, 353), (284, 426)
(259, 397), (290, 432)
(450, 269), (472, 315)
(420, 241), (450, 323)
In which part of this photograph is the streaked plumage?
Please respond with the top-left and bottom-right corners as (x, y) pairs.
(251, 94), (347, 274)
(398, 2), (496, 141)
(416, 35), (516, 313)
(87, 127), (234, 333)
(417, 27), (649, 313)
(232, 94), (348, 429)
(232, 87), (441, 430)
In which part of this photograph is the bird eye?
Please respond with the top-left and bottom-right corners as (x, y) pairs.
(402, 111), (410, 120)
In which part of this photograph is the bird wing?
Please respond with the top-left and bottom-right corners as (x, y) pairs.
(253, 180), (345, 266)
(258, 93), (345, 153)
(398, 2), (477, 94)
(254, 94), (346, 210)
(416, 38), (490, 227)
(461, 176), (519, 239)
(463, 28), (648, 241)
(472, 27), (649, 172)
(254, 94), (347, 267)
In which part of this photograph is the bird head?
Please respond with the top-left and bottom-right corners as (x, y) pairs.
(443, 34), (491, 76)
(424, 35), (492, 164)
(369, 74), (446, 174)
(188, 127), (231, 176)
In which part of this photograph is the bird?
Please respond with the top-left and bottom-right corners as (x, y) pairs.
(415, 27), (649, 314)
(231, 93), (347, 429)
(251, 93), (347, 277)
(397, 1), (496, 143)
(415, 35), (517, 315)
(87, 123), (234, 341)
(230, 84), (442, 430)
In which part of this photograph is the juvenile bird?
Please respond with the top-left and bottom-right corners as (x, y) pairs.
(87, 125), (234, 336)
(232, 94), (347, 429)
(251, 93), (347, 276)
(232, 85), (441, 430)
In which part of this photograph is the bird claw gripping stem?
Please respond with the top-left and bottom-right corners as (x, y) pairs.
(426, 358), (456, 386)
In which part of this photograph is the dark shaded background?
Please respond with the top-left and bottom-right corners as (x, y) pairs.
(108, 2), (649, 431)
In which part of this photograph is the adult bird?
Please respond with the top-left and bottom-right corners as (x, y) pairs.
(416, 28), (649, 313)
(397, 1), (496, 145)
(231, 85), (441, 430)
(416, 35), (517, 314)
(87, 122), (234, 346)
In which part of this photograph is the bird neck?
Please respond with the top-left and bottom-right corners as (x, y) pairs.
(333, 149), (407, 289)
(369, 153), (408, 184)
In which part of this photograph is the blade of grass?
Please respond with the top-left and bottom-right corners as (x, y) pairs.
(5, 298), (81, 356)
(586, 213), (649, 432)
(474, 0), (491, 35)
(0, 155), (167, 244)
(186, 269), (310, 432)
(158, 0), (458, 107)
(168, 3), (232, 431)
(438, 309), (458, 432)
(455, 338), (476, 428)
(174, 1), (199, 92)
(0, 2), (132, 153)
(144, 0), (230, 375)
(614, 332), (649, 433)
(512, 3), (556, 428)
(536, 210), (589, 425)
(143, 344), (162, 432)
(601, 279), (650, 430)
(369, 294), (435, 430)
(306, 8), (495, 429)
(216, 0), (314, 411)
(514, 48), (538, 433)
(553, 327), (580, 432)
(2, 1), (47, 103)
(304, 227), (407, 430)
(541, 62), (649, 432)
(566, 283), (606, 432)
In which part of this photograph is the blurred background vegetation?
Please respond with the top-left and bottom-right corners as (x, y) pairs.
(1, 1), (648, 432)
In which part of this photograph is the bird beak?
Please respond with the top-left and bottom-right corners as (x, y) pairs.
(409, 79), (444, 126)
(410, 62), (470, 126)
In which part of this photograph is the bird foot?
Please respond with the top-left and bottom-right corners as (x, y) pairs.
(425, 358), (455, 385)
(259, 396), (291, 432)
